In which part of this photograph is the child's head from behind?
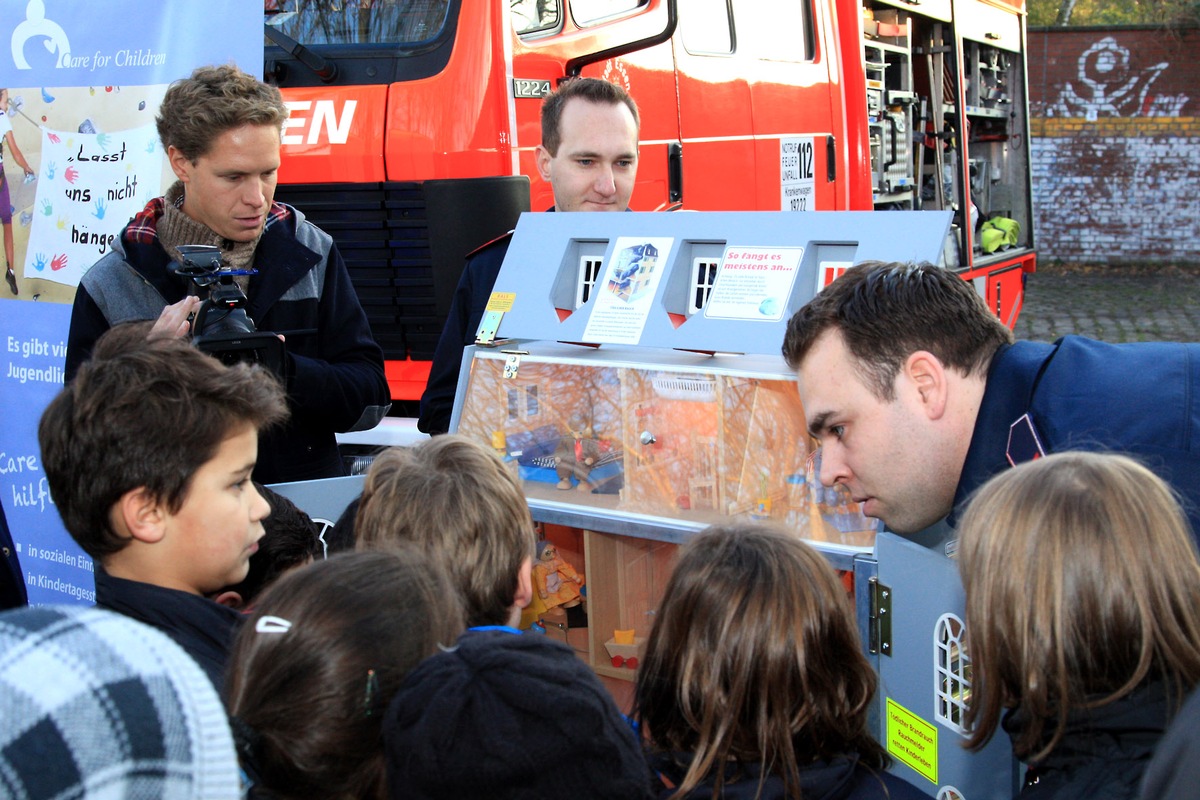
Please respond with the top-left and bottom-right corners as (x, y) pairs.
(38, 323), (288, 592)
(213, 483), (322, 609)
(226, 549), (464, 800)
(355, 435), (536, 626)
(324, 494), (361, 555)
(959, 451), (1200, 760)
(635, 523), (883, 797)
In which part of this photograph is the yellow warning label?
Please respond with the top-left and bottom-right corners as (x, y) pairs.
(886, 697), (938, 784)
(486, 292), (516, 312)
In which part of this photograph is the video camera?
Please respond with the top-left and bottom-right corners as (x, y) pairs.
(170, 245), (285, 373)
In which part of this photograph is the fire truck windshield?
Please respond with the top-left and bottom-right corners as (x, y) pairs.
(264, 0), (450, 46)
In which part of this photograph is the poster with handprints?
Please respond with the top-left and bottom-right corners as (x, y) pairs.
(23, 123), (160, 287)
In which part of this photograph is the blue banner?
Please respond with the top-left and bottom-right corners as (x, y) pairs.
(0, 298), (94, 604)
(0, 0), (264, 606)
(1, 0), (263, 86)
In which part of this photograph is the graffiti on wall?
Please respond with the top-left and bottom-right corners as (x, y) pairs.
(1032, 35), (1200, 263)
(1040, 37), (1188, 119)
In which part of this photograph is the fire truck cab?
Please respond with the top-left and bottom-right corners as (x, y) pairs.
(264, 0), (1035, 406)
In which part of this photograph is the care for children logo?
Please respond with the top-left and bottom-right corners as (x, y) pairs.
(9, 0), (167, 74)
(10, 0), (71, 70)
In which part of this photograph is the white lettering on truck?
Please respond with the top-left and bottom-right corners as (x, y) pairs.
(282, 100), (358, 145)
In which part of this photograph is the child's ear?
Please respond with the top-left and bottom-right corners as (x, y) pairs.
(211, 590), (246, 610)
(117, 487), (167, 545)
(514, 555), (533, 611)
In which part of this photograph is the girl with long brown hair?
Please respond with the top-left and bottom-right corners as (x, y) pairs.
(959, 451), (1200, 798)
(634, 523), (924, 799)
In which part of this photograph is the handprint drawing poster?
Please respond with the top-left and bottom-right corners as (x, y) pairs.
(24, 124), (160, 287)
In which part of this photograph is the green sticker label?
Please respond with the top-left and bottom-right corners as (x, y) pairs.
(886, 697), (938, 784)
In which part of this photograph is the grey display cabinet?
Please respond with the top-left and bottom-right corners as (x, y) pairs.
(428, 210), (1017, 799)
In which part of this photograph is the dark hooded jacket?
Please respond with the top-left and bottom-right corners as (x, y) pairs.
(648, 751), (928, 799)
(1005, 680), (1174, 800)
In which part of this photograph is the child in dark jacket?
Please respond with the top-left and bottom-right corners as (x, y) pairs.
(634, 523), (926, 800)
(356, 435), (653, 799)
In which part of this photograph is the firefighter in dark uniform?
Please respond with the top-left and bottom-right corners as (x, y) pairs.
(418, 77), (641, 434)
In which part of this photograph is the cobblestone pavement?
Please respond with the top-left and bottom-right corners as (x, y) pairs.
(1012, 264), (1200, 343)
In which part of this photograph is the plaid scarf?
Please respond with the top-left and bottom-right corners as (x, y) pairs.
(125, 192), (292, 246)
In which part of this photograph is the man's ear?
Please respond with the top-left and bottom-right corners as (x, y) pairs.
(167, 145), (192, 183)
(117, 487), (168, 545)
(904, 350), (949, 420)
(514, 555), (533, 611)
(534, 144), (553, 183)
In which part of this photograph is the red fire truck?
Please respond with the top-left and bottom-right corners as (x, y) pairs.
(264, 0), (1035, 408)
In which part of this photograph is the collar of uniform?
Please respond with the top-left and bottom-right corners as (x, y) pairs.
(949, 340), (1058, 527)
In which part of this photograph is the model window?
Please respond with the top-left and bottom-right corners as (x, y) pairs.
(576, 254), (604, 307)
(507, 388), (520, 420)
(571, 0), (647, 27)
(682, 0), (734, 55)
(689, 257), (720, 313)
(526, 385), (540, 416)
(507, 386), (540, 421)
(730, 0), (814, 61)
(934, 613), (971, 736)
(512, 0), (561, 35)
(264, 0), (450, 45)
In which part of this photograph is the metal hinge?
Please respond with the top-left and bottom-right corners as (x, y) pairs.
(502, 351), (524, 379)
(476, 310), (503, 345)
(869, 577), (893, 657)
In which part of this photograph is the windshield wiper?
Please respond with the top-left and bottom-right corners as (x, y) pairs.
(263, 22), (339, 83)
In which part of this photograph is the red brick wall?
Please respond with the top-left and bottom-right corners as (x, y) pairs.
(1028, 27), (1200, 264)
